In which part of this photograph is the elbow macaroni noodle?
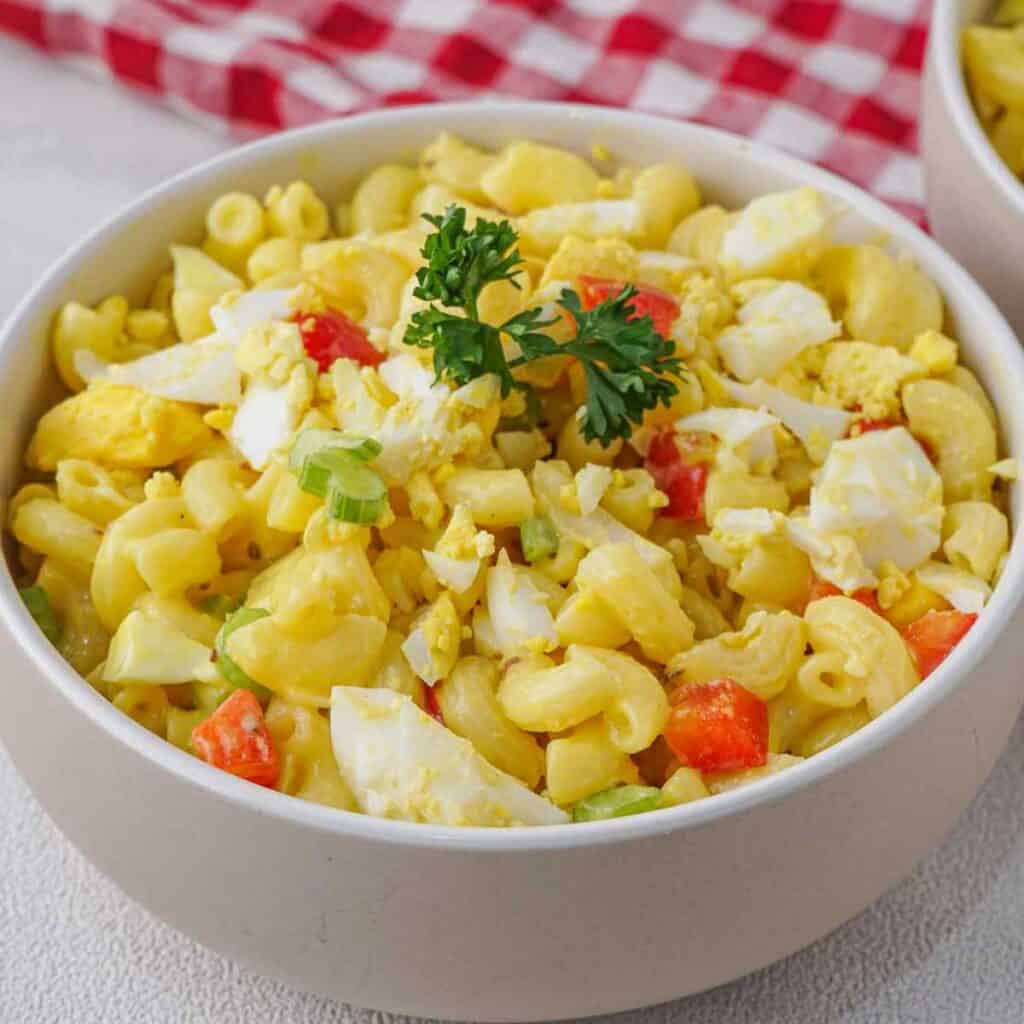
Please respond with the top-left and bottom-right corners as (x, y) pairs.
(4, 131), (1014, 826)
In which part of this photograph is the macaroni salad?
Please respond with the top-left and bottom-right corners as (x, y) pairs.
(964, 1), (1024, 180)
(5, 132), (1013, 827)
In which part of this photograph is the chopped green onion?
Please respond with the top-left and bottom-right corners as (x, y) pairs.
(214, 607), (273, 703)
(572, 784), (662, 823)
(200, 594), (240, 619)
(289, 428), (381, 473)
(288, 428), (388, 524)
(520, 516), (559, 563)
(19, 585), (61, 645)
(297, 446), (369, 500)
(323, 455), (388, 524)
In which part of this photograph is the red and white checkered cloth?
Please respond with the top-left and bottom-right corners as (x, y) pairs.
(0, 0), (931, 225)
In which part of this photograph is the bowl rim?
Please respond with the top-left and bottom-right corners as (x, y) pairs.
(929, 0), (1024, 220)
(2, 99), (1024, 853)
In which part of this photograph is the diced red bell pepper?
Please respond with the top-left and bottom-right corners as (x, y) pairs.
(902, 609), (978, 678)
(851, 418), (937, 462)
(804, 578), (883, 616)
(577, 275), (680, 339)
(293, 309), (385, 372)
(423, 685), (445, 725)
(852, 418), (899, 436)
(663, 679), (769, 774)
(645, 430), (708, 521)
(191, 689), (280, 788)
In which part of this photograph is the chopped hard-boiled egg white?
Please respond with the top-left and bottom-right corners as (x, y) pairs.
(724, 377), (853, 463)
(400, 592), (461, 686)
(96, 334), (242, 406)
(988, 458), (1020, 481)
(486, 550), (558, 658)
(677, 407), (779, 469)
(436, 504), (495, 561)
(227, 381), (299, 470)
(424, 505), (493, 593)
(715, 281), (841, 382)
(531, 461), (676, 587)
(637, 250), (698, 274)
(332, 354), (490, 485)
(88, 288), (298, 410)
(329, 687), (568, 826)
(102, 610), (212, 685)
(718, 187), (830, 279)
(785, 514), (876, 592)
(914, 561), (991, 613)
(809, 427), (943, 574)
(209, 288), (294, 343)
(575, 464), (613, 515)
(698, 507), (782, 570)
(422, 551), (480, 594)
(520, 199), (642, 252)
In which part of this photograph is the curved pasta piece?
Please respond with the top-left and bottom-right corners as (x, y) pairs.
(301, 239), (409, 328)
(575, 543), (694, 664)
(56, 459), (144, 528)
(903, 379), (997, 501)
(228, 611), (387, 705)
(437, 657), (544, 787)
(545, 717), (640, 806)
(265, 698), (356, 811)
(350, 164), (422, 235)
(579, 646), (670, 754)
(247, 541), (390, 632)
(818, 244), (942, 351)
(667, 610), (806, 701)
(943, 501), (1009, 582)
(803, 596), (919, 718)
(11, 498), (102, 577)
(91, 497), (198, 632)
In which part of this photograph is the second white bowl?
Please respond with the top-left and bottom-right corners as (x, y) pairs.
(923, 0), (1024, 331)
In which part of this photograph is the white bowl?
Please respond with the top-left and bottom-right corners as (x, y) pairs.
(2, 102), (1024, 1022)
(923, 0), (1024, 331)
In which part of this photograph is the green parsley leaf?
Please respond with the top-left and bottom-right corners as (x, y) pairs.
(402, 205), (687, 446)
(553, 287), (683, 446)
(413, 205), (523, 318)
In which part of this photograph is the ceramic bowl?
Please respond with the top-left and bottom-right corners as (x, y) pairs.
(2, 102), (1024, 1022)
(923, 0), (1024, 331)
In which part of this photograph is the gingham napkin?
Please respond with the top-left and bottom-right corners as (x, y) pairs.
(0, 0), (930, 224)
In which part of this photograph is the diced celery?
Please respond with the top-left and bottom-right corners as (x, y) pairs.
(19, 585), (61, 645)
(520, 516), (559, 563)
(214, 607), (273, 703)
(200, 594), (240, 619)
(572, 784), (662, 822)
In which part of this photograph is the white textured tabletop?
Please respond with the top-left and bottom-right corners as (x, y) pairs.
(3, 39), (1024, 1024)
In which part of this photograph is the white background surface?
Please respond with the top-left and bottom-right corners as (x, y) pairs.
(2, 38), (1024, 1024)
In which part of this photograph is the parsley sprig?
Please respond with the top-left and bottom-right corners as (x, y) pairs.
(403, 204), (685, 446)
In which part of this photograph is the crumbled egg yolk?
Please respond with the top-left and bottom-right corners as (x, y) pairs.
(236, 321), (316, 386)
(817, 341), (924, 420)
(436, 504), (494, 561)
